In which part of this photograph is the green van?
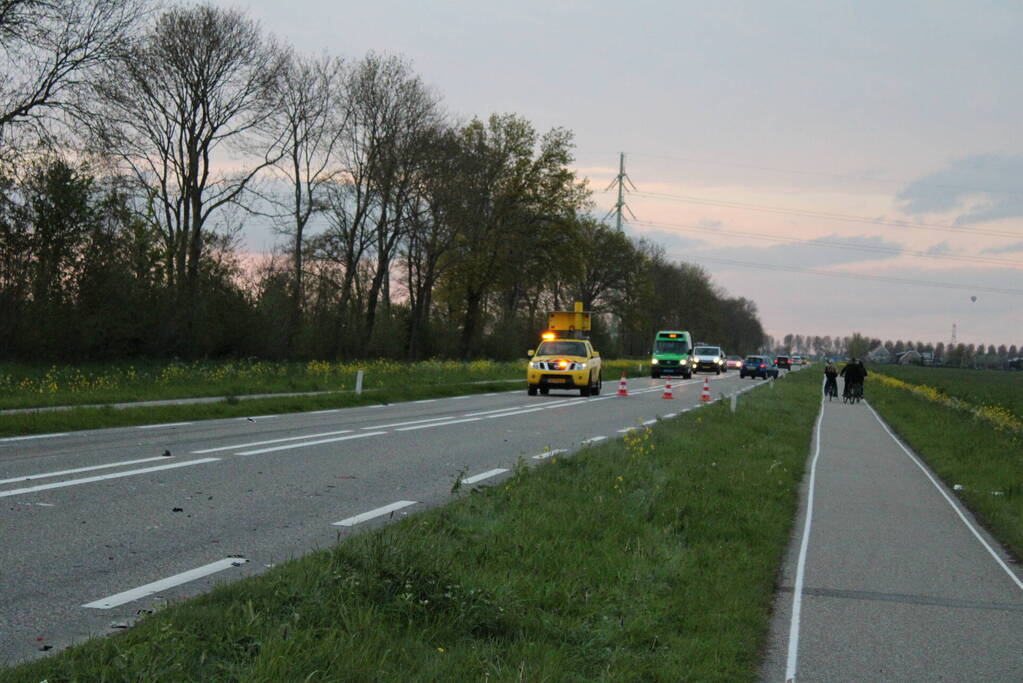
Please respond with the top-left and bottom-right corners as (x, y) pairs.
(651, 330), (693, 379)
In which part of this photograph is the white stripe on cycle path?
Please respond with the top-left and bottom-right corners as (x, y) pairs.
(236, 431), (385, 456)
(191, 430), (354, 454)
(333, 500), (417, 526)
(463, 468), (509, 484)
(0, 459), (220, 499)
(0, 455), (173, 486)
(83, 558), (248, 609)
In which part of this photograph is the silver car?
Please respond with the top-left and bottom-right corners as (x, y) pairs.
(692, 345), (725, 374)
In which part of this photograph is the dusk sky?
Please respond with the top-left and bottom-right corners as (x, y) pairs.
(224, 0), (1022, 347)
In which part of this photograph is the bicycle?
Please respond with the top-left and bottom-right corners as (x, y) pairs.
(824, 377), (838, 401)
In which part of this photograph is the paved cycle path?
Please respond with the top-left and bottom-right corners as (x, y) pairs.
(761, 397), (1023, 682)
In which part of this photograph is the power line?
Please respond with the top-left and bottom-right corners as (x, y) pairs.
(623, 189), (1021, 239)
(630, 218), (1023, 270)
(674, 254), (1023, 296)
(623, 150), (1023, 198)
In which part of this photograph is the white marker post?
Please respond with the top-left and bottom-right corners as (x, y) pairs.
(355, 370), (364, 395)
(730, 394), (737, 413)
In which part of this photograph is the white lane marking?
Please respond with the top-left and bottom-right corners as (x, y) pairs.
(191, 430), (354, 454)
(396, 417), (481, 431)
(362, 416), (455, 430)
(785, 396), (825, 682)
(662, 413), (677, 419)
(237, 432), (384, 456)
(0, 456), (172, 485)
(307, 409), (341, 415)
(865, 402), (1023, 593)
(450, 395), (472, 400)
(533, 449), (566, 460)
(238, 415), (281, 421)
(0, 433), (70, 443)
(483, 407), (547, 419)
(642, 419), (657, 426)
(483, 393), (498, 396)
(414, 399), (436, 404)
(463, 468), (509, 484)
(617, 428), (636, 433)
(0, 459), (220, 499)
(83, 558), (248, 609)
(581, 436), (606, 444)
(333, 500), (417, 526)
(137, 422), (193, 430)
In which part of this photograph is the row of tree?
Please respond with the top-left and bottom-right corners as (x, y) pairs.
(773, 333), (1020, 368)
(0, 1), (766, 361)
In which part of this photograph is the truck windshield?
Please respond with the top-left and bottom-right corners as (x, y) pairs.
(654, 340), (688, 354)
(537, 341), (587, 357)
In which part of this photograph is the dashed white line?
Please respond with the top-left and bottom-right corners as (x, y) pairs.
(306, 409), (341, 415)
(396, 417), (482, 431)
(237, 431), (384, 456)
(617, 427), (636, 433)
(333, 500), (417, 526)
(191, 430), (354, 454)
(362, 416), (455, 430)
(662, 413), (677, 419)
(83, 558), (248, 609)
(414, 399), (437, 404)
(450, 395), (472, 400)
(0, 459), (220, 499)
(0, 456), (173, 485)
(137, 422), (193, 430)
(532, 448), (567, 460)
(0, 433), (69, 443)
(463, 468), (509, 484)
(642, 419), (657, 426)
(581, 436), (606, 444)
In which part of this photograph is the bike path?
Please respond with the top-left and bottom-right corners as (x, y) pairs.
(760, 397), (1023, 682)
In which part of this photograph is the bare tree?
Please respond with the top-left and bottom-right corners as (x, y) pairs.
(0, 0), (147, 157)
(261, 52), (347, 350)
(91, 4), (285, 310)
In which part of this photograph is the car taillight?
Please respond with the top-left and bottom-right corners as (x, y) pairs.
(759, 364), (765, 368)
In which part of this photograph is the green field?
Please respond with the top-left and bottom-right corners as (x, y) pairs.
(2, 371), (821, 682)
(871, 364), (1023, 419)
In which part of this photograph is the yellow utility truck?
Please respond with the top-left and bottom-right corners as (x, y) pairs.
(526, 302), (602, 396)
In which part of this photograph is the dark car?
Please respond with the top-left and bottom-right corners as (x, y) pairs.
(775, 355), (791, 370)
(740, 355), (779, 379)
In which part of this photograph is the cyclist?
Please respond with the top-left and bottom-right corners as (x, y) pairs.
(840, 358), (867, 400)
(823, 360), (838, 399)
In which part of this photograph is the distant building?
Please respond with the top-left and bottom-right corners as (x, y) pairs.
(867, 345), (892, 363)
(920, 351), (934, 366)
(896, 349), (922, 365)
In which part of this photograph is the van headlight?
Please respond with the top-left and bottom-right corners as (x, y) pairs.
(651, 358), (659, 365)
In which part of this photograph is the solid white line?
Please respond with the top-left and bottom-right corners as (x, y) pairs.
(333, 500), (417, 526)
(362, 416), (455, 430)
(463, 468), (509, 484)
(396, 417), (481, 431)
(0, 459), (220, 499)
(785, 396), (825, 682)
(137, 422), (193, 430)
(0, 456), (172, 485)
(532, 448), (567, 460)
(483, 407), (548, 419)
(0, 433), (69, 443)
(237, 432), (385, 456)
(865, 402), (1023, 593)
(582, 436), (606, 444)
(83, 558), (247, 609)
(192, 430), (354, 454)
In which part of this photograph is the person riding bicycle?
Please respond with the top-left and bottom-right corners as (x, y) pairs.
(840, 358), (867, 399)
(824, 360), (838, 398)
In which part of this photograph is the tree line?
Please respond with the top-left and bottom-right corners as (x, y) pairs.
(0, 1), (766, 362)
(772, 333), (1020, 368)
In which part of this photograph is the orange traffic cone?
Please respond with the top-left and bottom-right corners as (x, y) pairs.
(616, 372), (629, 397)
(700, 376), (711, 403)
(662, 379), (673, 399)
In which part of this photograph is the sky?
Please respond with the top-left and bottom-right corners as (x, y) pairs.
(222, 0), (1022, 348)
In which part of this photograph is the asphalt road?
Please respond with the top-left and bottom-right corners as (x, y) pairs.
(1, 370), (762, 666)
(760, 396), (1023, 682)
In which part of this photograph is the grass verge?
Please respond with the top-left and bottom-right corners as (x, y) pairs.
(3, 371), (820, 682)
(868, 378), (1023, 561)
(871, 364), (1023, 418)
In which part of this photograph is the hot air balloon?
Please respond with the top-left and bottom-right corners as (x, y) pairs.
(971, 296), (977, 303)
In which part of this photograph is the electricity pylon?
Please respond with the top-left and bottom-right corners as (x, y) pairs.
(603, 152), (637, 231)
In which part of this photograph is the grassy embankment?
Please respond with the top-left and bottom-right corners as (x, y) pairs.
(868, 366), (1023, 559)
(3, 370), (821, 682)
(0, 359), (645, 437)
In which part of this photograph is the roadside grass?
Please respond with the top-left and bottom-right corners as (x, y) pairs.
(873, 364), (1023, 419)
(868, 378), (1023, 561)
(3, 371), (821, 682)
(0, 359), (643, 438)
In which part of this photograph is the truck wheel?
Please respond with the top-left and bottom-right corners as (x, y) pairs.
(527, 385), (538, 396)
